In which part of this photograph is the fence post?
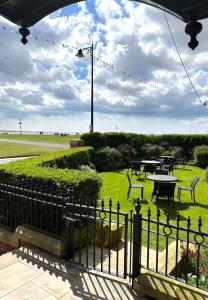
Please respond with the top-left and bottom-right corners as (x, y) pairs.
(64, 216), (75, 260)
(132, 201), (142, 281)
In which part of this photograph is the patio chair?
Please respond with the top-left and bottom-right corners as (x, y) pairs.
(167, 162), (174, 175)
(127, 172), (144, 200)
(143, 164), (156, 177)
(129, 161), (141, 177)
(177, 176), (200, 203)
(155, 169), (169, 175)
(152, 181), (176, 207)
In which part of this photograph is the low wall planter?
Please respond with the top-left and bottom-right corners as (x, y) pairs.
(70, 140), (85, 148)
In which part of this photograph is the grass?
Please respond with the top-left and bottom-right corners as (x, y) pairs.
(100, 165), (208, 249)
(0, 141), (61, 157)
(0, 134), (80, 144)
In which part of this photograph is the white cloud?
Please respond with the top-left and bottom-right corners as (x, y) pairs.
(0, 0), (207, 133)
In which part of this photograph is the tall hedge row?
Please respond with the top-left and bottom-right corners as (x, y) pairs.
(81, 132), (208, 160)
(0, 147), (102, 205)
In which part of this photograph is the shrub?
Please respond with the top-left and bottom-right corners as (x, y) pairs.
(171, 146), (184, 159)
(195, 146), (208, 168)
(93, 147), (123, 171)
(117, 144), (137, 168)
(142, 144), (164, 159)
(81, 132), (106, 150)
(81, 132), (208, 162)
(0, 147), (102, 205)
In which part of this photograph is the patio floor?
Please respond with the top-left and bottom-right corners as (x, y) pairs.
(0, 246), (153, 299)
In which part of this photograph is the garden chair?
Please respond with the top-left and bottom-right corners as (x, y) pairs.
(167, 162), (174, 174)
(155, 169), (169, 175)
(152, 181), (176, 207)
(126, 172), (144, 200)
(129, 161), (141, 177)
(177, 176), (200, 203)
(143, 164), (156, 177)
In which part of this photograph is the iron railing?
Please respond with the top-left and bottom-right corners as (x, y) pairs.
(0, 180), (207, 291)
(132, 203), (208, 291)
(0, 181), (68, 237)
(65, 199), (129, 278)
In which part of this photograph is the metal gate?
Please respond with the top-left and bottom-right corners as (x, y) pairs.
(65, 200), (130, 279)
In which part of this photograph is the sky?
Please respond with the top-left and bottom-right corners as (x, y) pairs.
(0, 0), (208, 134)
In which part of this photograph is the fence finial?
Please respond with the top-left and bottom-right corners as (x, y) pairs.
(187, 216), (191, 227)
(198, 216), (202, 231)
(135, 201), (141, 214)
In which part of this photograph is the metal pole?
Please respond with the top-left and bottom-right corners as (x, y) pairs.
(90, 43), (94, 133)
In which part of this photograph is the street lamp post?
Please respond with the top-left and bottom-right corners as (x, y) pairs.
(76, 43), (94, 133)
(19, 118), (22, 134)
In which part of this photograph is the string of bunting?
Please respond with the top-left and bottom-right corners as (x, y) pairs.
(1, 23), (206, 110)
(0, 23), (169, 92)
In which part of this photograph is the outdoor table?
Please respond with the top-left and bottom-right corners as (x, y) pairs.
(147, 175), (178, 182)
(141, 160), (161, 165)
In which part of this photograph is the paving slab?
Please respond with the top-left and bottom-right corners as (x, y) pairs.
(0, 247), (152, 300)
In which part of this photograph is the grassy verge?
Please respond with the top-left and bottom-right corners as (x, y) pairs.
(0, 141), (61, 157)
(0, 134), (80, 144)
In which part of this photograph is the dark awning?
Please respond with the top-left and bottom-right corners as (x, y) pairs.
(0, 0), (208, 27)
(0, 0), (207, 49)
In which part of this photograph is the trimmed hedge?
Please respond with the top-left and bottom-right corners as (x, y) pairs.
(0, 147), (102, 205)
(195, 146), (208, 168)
(81, 132), (208, 160)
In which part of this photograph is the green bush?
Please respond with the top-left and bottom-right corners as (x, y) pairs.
(0, 147), (102, 205)
(81, 132), (106, 150)
(195, 146), (208, 168)
(81, 132), (208, 161)
(171, 146), (184, 159)
(142, 144), (164, 158)
(93, 147), (123, 171)
(117, 144), (137, 168)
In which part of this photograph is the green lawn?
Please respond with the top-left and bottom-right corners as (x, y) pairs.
(0, 134), (80, 144)
(100, 165), (208, 249)
(0, 141), (61, 157)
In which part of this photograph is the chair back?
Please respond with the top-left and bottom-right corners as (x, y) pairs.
(191, 176), (200, 189)
(144, 164), (156, 174)
(168, 162), (174, 172)
(126, 172), (131, 187)
(157, 182), (176, 197)
(130, 161), (141, 171)
(155, 169), (169, 175)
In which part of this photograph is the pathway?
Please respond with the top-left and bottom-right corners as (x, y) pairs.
(0, 246), (152, 300)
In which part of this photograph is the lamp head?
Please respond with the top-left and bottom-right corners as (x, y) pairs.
(76, 49), (85, 58)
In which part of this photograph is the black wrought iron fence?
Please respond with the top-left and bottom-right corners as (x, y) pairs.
(132, 203), (208, 291)
(0, 179), (207, 291)
(65, 199), (129, 278)
(0, 181), (68, 237)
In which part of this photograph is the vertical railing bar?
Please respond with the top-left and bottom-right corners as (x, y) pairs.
(93, 205), (96, 269)
(116, 202), (120, 277)
(165, 214), (170, 276)
(175, 212), (180, 280)
(124, 213), (128, 279)
(108, 199), (112, 275)
(147, 208), (151, 269)
(185, 217), (191, 284)
(156, 207), (160, 273)
(86, 207), (89, 268)
(129, 209), (133, 280)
